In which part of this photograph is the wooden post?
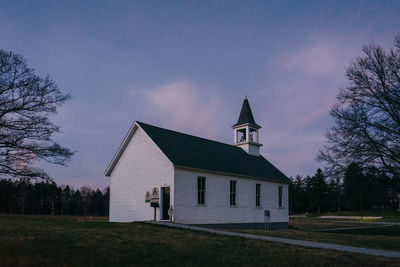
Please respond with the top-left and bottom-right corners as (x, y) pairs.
(264, 210), (270, 230)
(264, 215), (266, 230)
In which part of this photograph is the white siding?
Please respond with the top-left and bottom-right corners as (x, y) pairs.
(109, 126), (174, 222)
(236, 143), (260, 156)
(174, 168), (288, 224)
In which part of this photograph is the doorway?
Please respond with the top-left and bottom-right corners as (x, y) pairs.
(161, 187), (170, 220)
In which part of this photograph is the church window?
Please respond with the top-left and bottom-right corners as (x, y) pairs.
(256, 184), (261, 206)
(230, 180), (237, 206)
(278, 186), (283, 208)
(198, 176), (206, 204)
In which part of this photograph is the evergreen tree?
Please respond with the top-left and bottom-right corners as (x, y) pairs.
(326, 178), (341, 212)
(0, 178), (110, 216)
(289, 175), (306, 213)
(365, 167), (391, 209)
(343, 163), (365, 210)
(103, 187), (110, 216)
(308, 169), (328, 214)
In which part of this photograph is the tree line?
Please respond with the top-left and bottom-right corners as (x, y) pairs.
(290, 165), (400, 215)
(0, 179), (109, 216)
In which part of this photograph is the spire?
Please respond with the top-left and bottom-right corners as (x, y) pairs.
(232, 97), (261, 129)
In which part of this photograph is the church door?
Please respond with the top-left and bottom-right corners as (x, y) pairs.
(161, 187), (170, 220)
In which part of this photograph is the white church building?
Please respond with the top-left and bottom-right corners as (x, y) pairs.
(105, 98), (290, 228)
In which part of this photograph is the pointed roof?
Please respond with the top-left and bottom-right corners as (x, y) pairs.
(232, 97), (261, 128)
(105, 121), (289, 184)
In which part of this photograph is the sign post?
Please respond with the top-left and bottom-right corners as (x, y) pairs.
(150, 187), (159, 221)
(264, 210), (270, 230)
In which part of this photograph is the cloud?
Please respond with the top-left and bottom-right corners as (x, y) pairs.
(51, 102), (124, 137)
(281, 40), (356, 77)
(265, 36), (363, 129)
(129, 80), (227, 138)
(68, 128), (113, 136)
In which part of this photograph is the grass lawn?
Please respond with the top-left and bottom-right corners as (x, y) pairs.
(376, 216), (400, 222)
(322, 225), (400, 236)
(1, 215), (400, 266)
(231, 217), (400, 252)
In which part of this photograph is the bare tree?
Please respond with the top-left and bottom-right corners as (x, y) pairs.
(0, 49), (74, 180)
(318, 36), (400, 177)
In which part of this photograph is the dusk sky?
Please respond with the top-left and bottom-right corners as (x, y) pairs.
(1, 1), (399, 189)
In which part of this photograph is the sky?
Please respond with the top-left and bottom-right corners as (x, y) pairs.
(0, 1), (399, 189)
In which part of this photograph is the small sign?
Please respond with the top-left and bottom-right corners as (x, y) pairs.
(145, 192), (151, 203)
(151, 187), (159, 204)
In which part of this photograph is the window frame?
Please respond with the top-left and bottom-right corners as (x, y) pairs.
(278, 186), (283, 208)
(197, 176), (206, 205)
(255, 183), (261, 207)
(230, 180), (237, 206)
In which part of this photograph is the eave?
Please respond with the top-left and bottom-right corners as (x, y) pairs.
(104, 122), (139, 177)
(174, 165), (290, 184)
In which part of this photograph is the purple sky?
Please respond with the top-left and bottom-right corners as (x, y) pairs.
(1, 1), (399, 189)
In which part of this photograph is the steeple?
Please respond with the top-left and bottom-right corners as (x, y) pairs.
(232, 96), (261, 129)
(232, 97), (262, 156)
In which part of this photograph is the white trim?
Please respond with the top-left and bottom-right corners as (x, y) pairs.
(104, 123), (138, 176)
(232, 122), (261, 130)
(104, 121), (174, 176)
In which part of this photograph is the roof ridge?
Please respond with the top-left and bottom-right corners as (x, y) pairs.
(136, 121), (248, 151)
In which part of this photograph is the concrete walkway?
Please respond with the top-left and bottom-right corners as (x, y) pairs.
(146, 221), (400, 259)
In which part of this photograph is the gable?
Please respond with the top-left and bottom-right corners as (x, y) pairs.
(104, 123), (172, 176)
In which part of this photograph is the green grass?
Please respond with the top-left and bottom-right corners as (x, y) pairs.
(377, 216), (400, 222)
(230, 217), (400, 252)
(321, 225), (400, 236)
(0, 215), (399, 266)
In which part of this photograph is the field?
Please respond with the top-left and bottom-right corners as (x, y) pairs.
(0, 215), (400, 266)
(230, 217), (400, 252)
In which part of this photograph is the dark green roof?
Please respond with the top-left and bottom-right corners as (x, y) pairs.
(137, 121), (289, 184)
(232, 98), (261, 128)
